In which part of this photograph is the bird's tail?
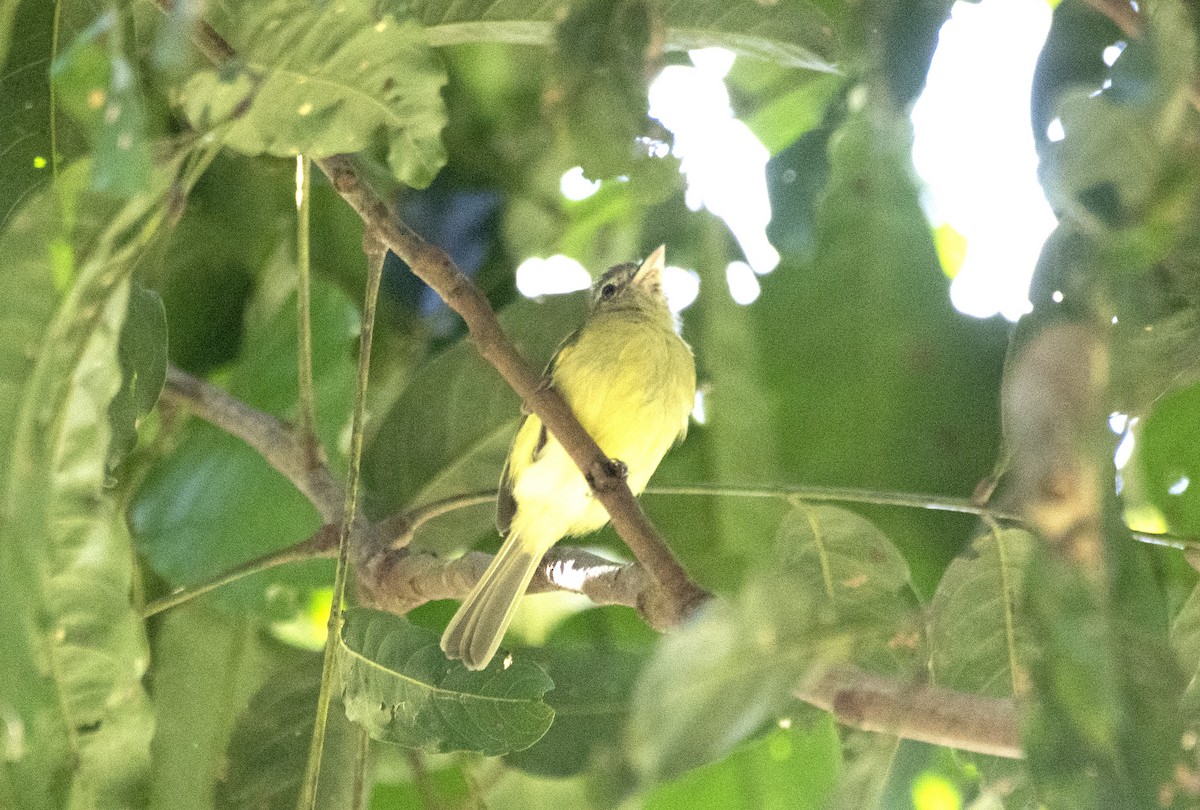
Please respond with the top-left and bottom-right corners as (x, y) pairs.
(440, 531), (542, 671)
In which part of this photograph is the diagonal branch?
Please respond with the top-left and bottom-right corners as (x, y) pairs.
(317, 155), (709, 628)
(161, 365), (345, 522)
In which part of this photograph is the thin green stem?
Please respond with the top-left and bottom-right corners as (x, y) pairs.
(645, 482), (1023, 520)
(295, 155), (318, 462)
(141, 528), (334, 618)
(48, 0), (62, 181)
(298, 242), (385, 810)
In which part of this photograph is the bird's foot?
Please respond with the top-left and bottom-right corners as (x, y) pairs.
(587, 457), (628, 492)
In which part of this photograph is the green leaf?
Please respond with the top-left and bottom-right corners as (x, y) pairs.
(0, 169), (161, 808)
(107, 279), (167, 472)
(407, 0), (839, 71)
(929, 527), (1036, 698)
(1024, 533), (1185, 809)
(179, 0), (448, 187)
(132, 275), (357, 614)
(148, 604), (290, 809)
(339, 607), (555, 754)
(774, 502), (924, 675)
(362, 293), (586, 549)
(0, 0), (92, 231)
(505, 645), (648, 777)
(629, 502), (920, 785)
(756, 106), (1008, 597)
(50, 10), (151, 196)
(626, 592), (815, 785)
(215, 653), (357, 809)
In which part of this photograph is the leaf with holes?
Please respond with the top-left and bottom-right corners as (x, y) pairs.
(338, 607), (555, 755)
(179, 0), (447, 187)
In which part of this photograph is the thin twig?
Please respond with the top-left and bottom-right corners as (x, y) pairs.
(141, 525), (339, 618)
(299, 242), (385, 809)
(647, 483), (1024, 521)
(317, 155), (709, 628)
(162, 365), (344, 522)
(295, 154), (321, 469)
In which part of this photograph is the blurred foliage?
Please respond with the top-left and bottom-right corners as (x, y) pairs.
(6, 0), (1200, 807)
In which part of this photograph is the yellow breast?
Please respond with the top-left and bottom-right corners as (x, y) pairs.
(506, 310), (695, 543)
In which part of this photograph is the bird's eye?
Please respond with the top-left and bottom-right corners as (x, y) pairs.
(600, 283), (617, 301)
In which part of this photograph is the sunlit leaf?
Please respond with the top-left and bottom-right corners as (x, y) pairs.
(180, 0), (448, 187)
(339, 607), (555, 754)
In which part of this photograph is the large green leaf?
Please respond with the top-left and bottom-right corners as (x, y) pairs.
(0, 166), (167, 808)
(339, 607), (555, 755)
(180, 0), (448, 187)
(929, 527), (1036, 698)
(405, 0), (839, 71)
(626, 593), (816, 786)
(755, 106), (1008, 597)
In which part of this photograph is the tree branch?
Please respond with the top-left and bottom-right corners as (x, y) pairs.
(317, 154), (709, 628)
(161, 365), (344, 522)
(802, 667), (1023, 759)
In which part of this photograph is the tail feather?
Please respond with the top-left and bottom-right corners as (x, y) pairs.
(440, 532), (542, 670)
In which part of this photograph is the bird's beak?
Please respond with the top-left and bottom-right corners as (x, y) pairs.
(632, 245), (666, 290)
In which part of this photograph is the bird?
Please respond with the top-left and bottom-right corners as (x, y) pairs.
(440, 246), (696, 670)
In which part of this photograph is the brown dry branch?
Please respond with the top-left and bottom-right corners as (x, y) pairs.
(316, 154), (709, 628)
(802, 667), (1023, 759)
(162, 365), (345, 523)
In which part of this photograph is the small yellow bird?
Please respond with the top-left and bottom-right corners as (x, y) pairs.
(440, 246), (696, 670)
